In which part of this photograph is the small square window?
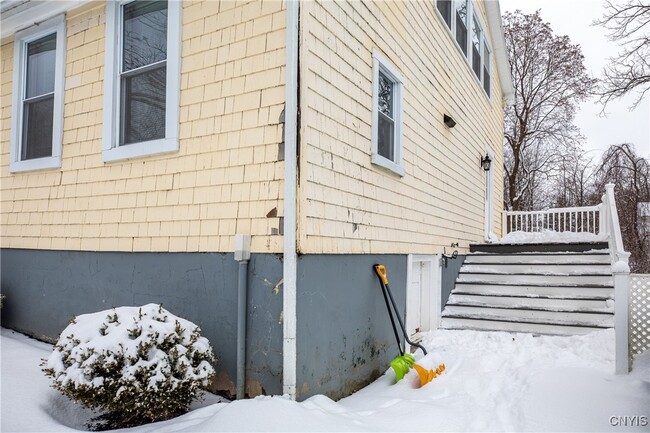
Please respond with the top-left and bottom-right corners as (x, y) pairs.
(10, 16), (65, 173)
(103, 0), (181, 162)
(371, 50), (404, 177)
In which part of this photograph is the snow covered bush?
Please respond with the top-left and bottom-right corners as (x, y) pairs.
(43, 304), (216, 430)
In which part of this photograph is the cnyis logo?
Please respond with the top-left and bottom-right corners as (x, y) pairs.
(609, 416), (649, 427)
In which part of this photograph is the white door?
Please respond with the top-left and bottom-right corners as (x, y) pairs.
(406, 261), (423, 336)
(484, 148), (495, 240)
(406, 256), (441, 338)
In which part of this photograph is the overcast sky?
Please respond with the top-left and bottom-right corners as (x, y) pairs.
(499, 0), (650, 160)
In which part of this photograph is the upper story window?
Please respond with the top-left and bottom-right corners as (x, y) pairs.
(103, 0), (181, 162)
(371, 50), (404, 177)
(437, 0), (452, 29)
(471, 16), (482, 78)
(455, 0), (468, 56)
(436, 0), (492, 98)
(10, 15), (65, 173)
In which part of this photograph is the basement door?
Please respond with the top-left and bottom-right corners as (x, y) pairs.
(406, 255), (441, 339)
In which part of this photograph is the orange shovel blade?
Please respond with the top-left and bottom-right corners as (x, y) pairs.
(413, 364), (435, 387)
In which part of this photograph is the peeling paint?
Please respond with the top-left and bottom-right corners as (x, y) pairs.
(272, 278), (283, 294)
(212, 370), (235, 398)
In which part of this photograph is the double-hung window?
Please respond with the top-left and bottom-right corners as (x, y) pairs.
(371, 50), (404, 177)
(436, 0), (492, 98)
(10, 15), (65, 173)
(103, 0), (181, 162)
(455, 0), (468, 56)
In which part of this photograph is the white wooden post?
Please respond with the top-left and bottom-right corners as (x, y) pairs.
(614, 271), (630, 374)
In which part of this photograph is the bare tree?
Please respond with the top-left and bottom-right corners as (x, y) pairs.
(594, 143), (650, 273)
(552, 151), (597, 209)
(594, 1), (650, 109)
(503, 11), (597, 211)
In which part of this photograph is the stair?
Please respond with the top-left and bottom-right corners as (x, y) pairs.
(440, 242), (614, 335)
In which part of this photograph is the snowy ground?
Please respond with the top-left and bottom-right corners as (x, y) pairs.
(2, 327), (648, 432)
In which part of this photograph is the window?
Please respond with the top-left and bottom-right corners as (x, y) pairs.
(437, 0), (452, 29)
(483, 41), (491, 96)
(103, 0), (181, 162)
(471, 16), (481, 79)
(435, 0), (492, 98)
(371, 50), (404, 177)
(10, 15), (65, 173)
(455, 0), (468, 56)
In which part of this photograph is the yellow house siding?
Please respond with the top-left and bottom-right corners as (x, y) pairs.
(0, 0), (286, 253)
(298, 0), (505, 254)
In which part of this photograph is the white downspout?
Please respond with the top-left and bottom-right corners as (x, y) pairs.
(283, 0), (299, 399)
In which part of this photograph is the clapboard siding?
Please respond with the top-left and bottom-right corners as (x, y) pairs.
(1, 0), (286, 253)
(298, 0), (505, 254)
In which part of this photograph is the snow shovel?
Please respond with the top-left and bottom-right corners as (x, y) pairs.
(373, 264), (445, 387)
(373, 265), (426, 378)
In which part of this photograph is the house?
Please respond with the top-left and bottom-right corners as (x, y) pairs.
(0, 0), (514, 400)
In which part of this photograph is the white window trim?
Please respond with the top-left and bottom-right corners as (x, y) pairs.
(10, 15), (66, 173)
(371, 49), (405, 177)
(102, 0), (181, 163)
(434, 0), (492, 100)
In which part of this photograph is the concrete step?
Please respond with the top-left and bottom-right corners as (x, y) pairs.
(453, 283), (614, 299)
(442, 305), (614, 328)
(457, 273), (613, 287)
(439, 317), (605, 336)
(460, 263), (612, 275)
(447, 294), (613, 313)
(464, 253), (611, 265)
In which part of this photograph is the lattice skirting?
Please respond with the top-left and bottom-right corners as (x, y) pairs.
(630, 274), (650, 360)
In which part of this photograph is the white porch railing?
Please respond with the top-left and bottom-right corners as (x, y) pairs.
(501, 184), (631, 374)
(502, 205), (602, 235)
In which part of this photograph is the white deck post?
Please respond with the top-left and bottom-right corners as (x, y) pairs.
(614, 271), (630, 374)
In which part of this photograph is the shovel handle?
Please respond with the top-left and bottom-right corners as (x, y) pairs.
(374, 264), (389, 285)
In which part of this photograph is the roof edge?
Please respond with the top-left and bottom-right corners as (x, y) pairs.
(485, 1), (515, 105)
(1, 1), (90, 39)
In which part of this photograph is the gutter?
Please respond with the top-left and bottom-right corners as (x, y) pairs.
(485, 1), (515, 105)
(282, 0), (299, 400)
(1, 0), (90, 38)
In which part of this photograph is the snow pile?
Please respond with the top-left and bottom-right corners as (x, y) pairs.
(612, 260), (631, 273)
(499, 230), (607, 244)
(4, 327), (648, 432)
(43, 304), (215, 429)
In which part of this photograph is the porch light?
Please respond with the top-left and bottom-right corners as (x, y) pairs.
(481, 153), (492, 171)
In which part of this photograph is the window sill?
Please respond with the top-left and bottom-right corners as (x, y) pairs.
(102, 137), (179, 162)
(372, 153), (405, 177)
(10, 155), (61, 173)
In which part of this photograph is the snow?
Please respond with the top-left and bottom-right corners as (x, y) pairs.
(45, 304), (214, 394)
(3, 327), (648, 432)
(498, 230), (607, 244)
(612, 260), (631, 273)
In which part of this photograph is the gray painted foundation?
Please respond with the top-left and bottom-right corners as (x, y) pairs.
(295, 254), (407, 401)
(441, 255), (465, 309)
(0, 248), (283, 398)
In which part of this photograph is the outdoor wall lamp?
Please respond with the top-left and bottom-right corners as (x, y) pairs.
(481, 153), (492, 171)
(443, 114), (456, 128)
